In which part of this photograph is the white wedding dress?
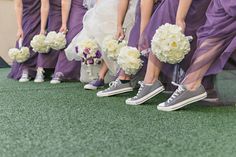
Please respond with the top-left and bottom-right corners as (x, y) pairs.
(65, 0), (138, 83)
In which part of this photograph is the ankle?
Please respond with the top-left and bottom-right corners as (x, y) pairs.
(185, 83), (201, 91)
(22, 69), (28, 75)
(144, 76), (158, 85)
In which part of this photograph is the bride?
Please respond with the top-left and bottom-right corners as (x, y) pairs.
(65, 0), (138, 86)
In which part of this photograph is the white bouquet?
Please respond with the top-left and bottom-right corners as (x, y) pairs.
(151, 23), (191, 64)
(45, 31), (67, 50)
(8, 48), (20, 60)
(15, 47), (30, 63)
(117, 46), (143, 75)
(30, 34), (50, 53)
(8, 47), (30, 63)
(102, 36), (127, 60)
(77, 39), (102, 65)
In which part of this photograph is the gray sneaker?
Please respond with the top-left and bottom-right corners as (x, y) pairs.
(97, 79), (133, 97)
(126, 80), (164, 105)
(157, 82), (207, 111)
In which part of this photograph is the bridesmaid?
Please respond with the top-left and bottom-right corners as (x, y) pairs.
(158, 0), (236, 111)
(98, 0), (212, 101)
(8, 0), (41, 82)
(97, 0), (159, 96)
(35, 0), (64, 83)
(125, 0), (212, 105)
(50, 0), (87, 84)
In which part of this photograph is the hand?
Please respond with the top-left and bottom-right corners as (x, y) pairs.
(59, 25), (68, 34)
(16, 28), (24, 41)
(176, 19), (186, 33)
(40, 29), (47, 35)
(115, 26), (125, 40)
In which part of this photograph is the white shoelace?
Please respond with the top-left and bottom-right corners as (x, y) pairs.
(53, 72), (64, 81)
(36, 69), (45, 79)
(167, 82), (185, 103)
(21, 71), (28, 79)
(106, 79), (120, 91)
(134, 81), (144, 98)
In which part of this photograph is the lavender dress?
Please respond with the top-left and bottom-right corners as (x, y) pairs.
(139, 0), (211, 90)
(53, 0), (87, 81)
(184, 0), (236, 85)
(8, 0), (41, 80)
(37, 0), (62, 69)
(119, 0), (160, 85)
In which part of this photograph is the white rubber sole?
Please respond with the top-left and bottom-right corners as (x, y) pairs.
(97, 87), (133, 97)
(50, 80), (61, 84)
(126, 86), (165, 106)
(34, 79), (44, 83)
(157, 92), (207, 112)
(84, 84), (104, 90)
(19, 79), (30, 83)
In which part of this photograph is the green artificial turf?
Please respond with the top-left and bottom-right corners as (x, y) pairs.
(0, 68), (236, 157)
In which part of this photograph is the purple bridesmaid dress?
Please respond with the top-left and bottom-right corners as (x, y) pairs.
(53, 0), (87, 81)
(139, 0), (212, 90)
(37, 0), (62, 69)
(119, 0), (159, 85)
(8, 0), (41, 80)
(185, 0), (236, 83)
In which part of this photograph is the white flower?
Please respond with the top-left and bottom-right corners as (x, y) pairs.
(8, 47), (30, 63)
(102, 36), (127, 60)
(15, 47), (30, 63)
(45, 31), (67, 50)
(8, 48), (20, 60)
(151, 23), (191, 64)
(117, 46), (143, 75)
(30, 34), (50, 53)
(77, 39), (102, 65)
(77, 39), (99, 57)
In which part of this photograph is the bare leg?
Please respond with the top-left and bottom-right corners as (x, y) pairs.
(143, 53), (162, 84)
(118, 0), (155, 81)
(140, 0), (155, 35)
(183, 39), (223, 91)
(98, 62), (108, 80)
(37, 67), (44, 71)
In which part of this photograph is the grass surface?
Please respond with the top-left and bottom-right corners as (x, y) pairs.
(0, 68), (236, 157)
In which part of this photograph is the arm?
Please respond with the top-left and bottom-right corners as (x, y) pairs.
(115, 0), (129, 40)
(60, 0), (71, 33)
(14, 0), (23, 40)
(176, 0), (193, 32)
(40, 0), (50, 35)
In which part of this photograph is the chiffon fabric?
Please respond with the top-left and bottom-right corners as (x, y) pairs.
(53, 0), (87, 81)
(183, 0), (236, 85)
(65, 0), (138, 83)
(119, 0), (160, 87)
(139, 0), (212, 90)
(8, 0), (41, 80)
(37, 0), (62, 69)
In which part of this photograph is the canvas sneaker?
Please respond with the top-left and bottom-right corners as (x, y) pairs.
(19, 70), (30, 83)
(84, 79), (105, 90)
(34, 69), (45, 83)
(157, 82), (207, 111)
(126, 80), (164, 105)
(50, 72), (64, 84)
(97, 79), (133, 97)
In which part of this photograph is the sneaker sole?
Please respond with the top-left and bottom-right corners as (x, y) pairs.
(97, 87), (133, 97)
(84, 85), (104, 90)
(126, 86), (165, 105)
(19, 79), (30, 83)
(50, 81), (61, 84)
(34, 80), (44, 83)
(157, 92), (207, 112)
